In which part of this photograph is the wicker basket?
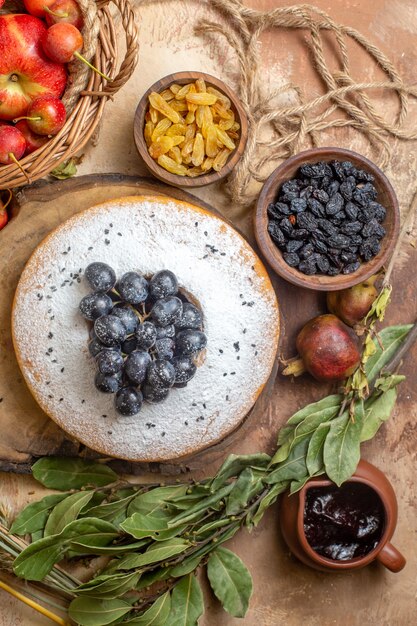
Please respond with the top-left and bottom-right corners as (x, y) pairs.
(0, 0), (139, 189)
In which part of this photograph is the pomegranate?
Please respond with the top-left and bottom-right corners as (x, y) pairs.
(327, 277), (378, 327)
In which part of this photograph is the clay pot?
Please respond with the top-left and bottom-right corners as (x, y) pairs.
(279, 460), (406, 573)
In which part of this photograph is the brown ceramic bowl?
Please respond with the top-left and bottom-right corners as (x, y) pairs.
(279, 460), (406, 573)
(254, 147), (400, 291)
(134, 71), (248, 188)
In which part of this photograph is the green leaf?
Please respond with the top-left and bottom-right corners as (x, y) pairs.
(194, 519), (230, 536)
(32, 457), (117, 490)
(68, 597), (132, 626)
(323, 402), (364, 486)
(374, 374), (405, 393)
(364, 285), (392, 323)
(50, 158), (78, 180)
(207, 547), (252, 618)
(290, 471), (324, 495)
(266, 439), (309, 484)
(10, 493), (69, 535)
(127, 486), (188, 518)
(306, 422), (331, 476)
(361, 388), (397, 442)
(365, 325), (412, 382)
(13, 518), (119, 580)
(225, 468), (265, 516)
(210, 453), (271, 490)
(75, 571), (140, 599)
(168, 574), (204, 626)
(117, 539), (189, 570)
(136, 568), (171, 590)
(84, 493), (137, 526)
(170, 555), (203, 578)
(251, 483), (287, 527)
(44, 490), (94, 537)
(70, 540), (148, 556)
(121, 591), (171, 625)
(121, 513), (168, 540)
(167, 484), (234, 528)
(271, 395), (341, 464)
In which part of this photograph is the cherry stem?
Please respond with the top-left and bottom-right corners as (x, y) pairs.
(74, 51), (112, 82)
(13, 116), (42, 123)
(8, 153), (30, 183)
(0, 189), (12, 214)
(44, 7), (69, 17)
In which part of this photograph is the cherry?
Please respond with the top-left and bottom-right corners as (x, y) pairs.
(0, 190), (12, 231)
(327, 277), (378, 327)
(15, 121), (49, 155)
(42, 23), (111, 81)
(283, 314), (361, 383)
(0, 126), (28, 181)
(23, 0), (56, 18)
(45, 0), (84, 30)
(14, 95), (66, 136)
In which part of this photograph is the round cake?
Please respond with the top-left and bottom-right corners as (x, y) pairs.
(12, 196), (280, 461)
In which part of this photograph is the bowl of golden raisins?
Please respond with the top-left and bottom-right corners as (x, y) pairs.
(134, 71), (248, 187)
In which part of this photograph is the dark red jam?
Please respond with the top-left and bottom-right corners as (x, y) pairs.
(304, 482), (385, 561)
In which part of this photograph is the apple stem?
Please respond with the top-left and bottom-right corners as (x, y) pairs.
(44, 7), (69, 18)
(13, 116), (42, 123)
(8, 153), (30, 183)
(74, 51), (112, 82)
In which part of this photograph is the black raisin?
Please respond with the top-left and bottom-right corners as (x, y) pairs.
(333, 210), (347, 223)
(369, 201), (386, 222)
(374, 223), (386, 239)
(341, 221), (362, 235)
(341, 161), (355, 176)
(282, 180), (300, 194)
(280, 218), (293, 237)
(345, 201), (359, 220)
(312, 188), (329, 203)
(307, 198), (325, 217)
(312, 238), (328, 254)
(350, 234), (363, 246)
(353, 183), (377, 207)
(281, 191), (299, 203)
(320, 175), (332, 189)
(328, 266), (341, 276)
(300, 185), (314, 199)
(317, 218), (338, 236)
(342, 261), (361, 274)
(326, 192), (344, 216)
(297, 212), (318, 231)
(327, 234), (351, 249)
(339, 176), (356, 201)
(283, 252), (300, 267)
(355, 168), (375, 182)
(331, 160), (346, 180)
(298, 260), (317, 275)
(358, 205), (376, 222)
(291, 228), (310, 240)
(286, 239), (304, 253)
(299, 162), (332, 178)
(300, 243), (314, 259)
(362, 218), (380, 238)
(290, 197), (307, 213)
(341, 251), (358, 263)
(267, 222), (286, 248)
(268, 202), (290, 219)
(327, 181), (340, 197)
(316, 255), (330, 273)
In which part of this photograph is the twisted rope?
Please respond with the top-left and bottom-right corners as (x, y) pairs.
(191, 0), (417, 206)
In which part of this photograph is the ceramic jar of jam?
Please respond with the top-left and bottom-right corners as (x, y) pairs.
(279, 460), (406, 572)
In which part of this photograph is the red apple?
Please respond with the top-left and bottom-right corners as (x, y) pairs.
(45, 0), (84, 30)
(0, 14), (67, 120)
(0, 0), (5, 8)
(0, 189), (11, 231)
(15, 120), (48, 154)
(23, 0), (56, 18)
(0, 126), (26, 164)
(16, 95), (66, 135)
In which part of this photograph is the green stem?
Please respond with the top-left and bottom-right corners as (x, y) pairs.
(74, 51), (112, 82)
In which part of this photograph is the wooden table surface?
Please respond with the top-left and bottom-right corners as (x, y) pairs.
(1, 1), (417, 624)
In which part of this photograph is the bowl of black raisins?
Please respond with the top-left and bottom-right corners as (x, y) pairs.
(254, 147), (400, 291)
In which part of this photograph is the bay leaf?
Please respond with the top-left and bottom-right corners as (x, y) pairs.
(68, 597), (132, 626)
(306, 422), (331, 476)
(121, 513), (168, 540)
(168, 574), (204, 626)
(374, 374), (405, 393)
(10, 493), (69, 535)
(170, 555), (203, 578)
(117, 538), (189, 570)
(207, 547), (252, 618)
(83, 493), (137, 526)
(323, 402), (364, 486)
(361, 387), (397, 442)
(127, 486), (188, 518)
(32, 457), (117, 490)
(225, 468), (265, 516)
(30, 530), (44, 542)
(251, 483), (287, 527)
(44, 490), (94, 537)
(167, 484), (234, 528)
(70, 539), (148, 556)
(265, 439), (309, 484)
(290, 471), (324, 495)
(14, 518), (119, 580)
(121, 591), (171, 625)
(136, 567), (171, 590)
(194, 518), (231, 536)
(365, 324), (412, 382)
(75, 571), (140, 599)
(286, 394), (342, 426)
(210, 453), (271, 491)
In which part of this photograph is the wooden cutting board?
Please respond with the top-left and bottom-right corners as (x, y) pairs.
(0, 174), (279, 475)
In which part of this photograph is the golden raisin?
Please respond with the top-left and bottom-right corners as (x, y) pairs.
(151, 118), (172, 142)
(149, 136), (174, 158)
(157, 154), (187, 176)
(191, 132), (204, 166)
(213, 148), (231, 171)
(205, 124), (219, 158)
(186, 92), (217, 106)
(149, 92), (181, 124)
